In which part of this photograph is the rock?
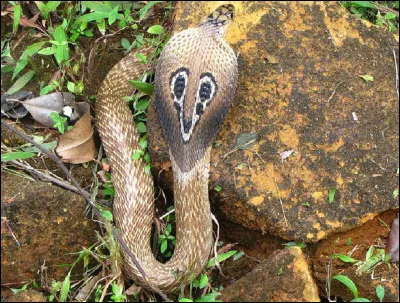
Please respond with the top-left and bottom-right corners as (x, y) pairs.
(148, 1), (399, 242)
(5, 289), (47, 302)
(312, 210), (399, 302)
(1, 172), (98, 298)
(218, 246), (319, 302)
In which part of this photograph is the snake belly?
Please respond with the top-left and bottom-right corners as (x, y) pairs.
(96, 4), (238, 292)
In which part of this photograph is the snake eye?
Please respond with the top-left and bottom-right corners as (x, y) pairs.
(170, 67), (189, 102)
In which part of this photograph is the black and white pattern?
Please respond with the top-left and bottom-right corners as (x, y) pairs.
(170, 69), (218, 143)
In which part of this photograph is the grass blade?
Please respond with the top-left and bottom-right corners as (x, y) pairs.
(332, 274), (359, 298)
(7, 70), (36, 95)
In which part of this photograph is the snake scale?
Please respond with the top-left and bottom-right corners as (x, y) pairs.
(96, 4), (238, 292)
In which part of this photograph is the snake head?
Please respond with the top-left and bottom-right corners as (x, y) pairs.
(155, 4), (238, 172)
(201, 4), (235, 37)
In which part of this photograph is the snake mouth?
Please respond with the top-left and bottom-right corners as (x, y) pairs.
(206, 4), (235, 25)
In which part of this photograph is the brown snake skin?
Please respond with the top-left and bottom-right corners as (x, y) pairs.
(96, 4), (238, 292)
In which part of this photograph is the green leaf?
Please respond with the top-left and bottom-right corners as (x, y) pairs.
(160, 240), (168, 253)
(21, 141), (57, 153)
(350, 1), (376, 8)
(376, 285), (385, 302)
(393, 188), (398, 198)
(102, 210), (113, 221)
(45, 1), (61, 14)
(12, 41), (46, 79)
(359, 75), (374, 82)
(76, 12), (109, 23)
(147, 24), (164, 35)
(366, 245), (374, 261)
(129, 80), (154, 95)
(139, 1), (164, 20)
(10, 283), (28, 294)
(346, 237), (352, 246)
(38, 47), (55, 55)
(132, 150), (143, 160)
(233, 251), (245, 261)
(121, 38), (131, 50)
(179, 299), (193, 302)
(12, 58), (28, 80)
(7, 70), (36, 95)
(59, 271), (71, 302)
(13, 4), (21, 33)
(385, 12), (397, 20)
(195, 291), (221, 302)
(332, 254), (359, 263)
(108, 5), (119, 25)
(97, 17), (106, 35)
(328, 187), (336, 203)
(139, 136), (148, 149)
(199, 274), (208, 289)
(135, 99), (150, 111)
(67, 82), (75, 93)
(135, 52), (147, 64)
(350, 299), (371, 302)
(136, 122), (146, 133)
(82, 1), (112, 13)
(332, 274), (359, 298)
(40, 84), (55, 96)
(207, 250), (237, 268)
(214, 185), (222, 192)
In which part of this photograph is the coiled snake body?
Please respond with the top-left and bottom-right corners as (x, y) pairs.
(96, 5), (237, 292)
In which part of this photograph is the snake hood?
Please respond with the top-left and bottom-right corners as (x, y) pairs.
(155, 4), (238, 172)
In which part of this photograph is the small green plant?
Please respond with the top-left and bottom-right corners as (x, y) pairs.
(342, 1), (399, 32)
(10, 283), (29, 295)
(214, 185), (222, 192)
(110, 282), (126, 302)
(158, 206), (176, 258)
(328, 187), (336, 203)
(376, 285), (385, 302)
(50, 112), (72, 134)
(101, 171), (115, 198)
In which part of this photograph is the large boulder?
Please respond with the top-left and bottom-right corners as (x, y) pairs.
(148, 1), (399, 242)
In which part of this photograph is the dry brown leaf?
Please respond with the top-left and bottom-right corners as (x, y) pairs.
(55, 102), (97, 164)
(264, 53), (280, 64)
(217, 243), (237, 255)
(125, 284), (142, 296)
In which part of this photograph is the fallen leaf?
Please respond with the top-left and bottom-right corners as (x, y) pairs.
(264, 53), (280, 64)
(20, 92), (75, 127)
(217, 243), (237, 255)
(359, 74), (374, 82)
(55, 102), (98, 163)
(125, 284), (142, 296)
(279, 149), (294, 161)
(236, 132), (259, 150)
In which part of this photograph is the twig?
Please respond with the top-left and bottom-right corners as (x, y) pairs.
(9, 160), (83, 195)
(273, 177), (288, 227)
(211, 213), (223, 275)
(392, 46), (399, 99)
(327, 81), (345, 103)
(372, 2), (399, 17)
(159, 207), (175, 220)
(1, 119), (171, 301)
(1, 217), (20, 246)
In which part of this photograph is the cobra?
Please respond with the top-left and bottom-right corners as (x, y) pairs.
(96, 4), (238, 292)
